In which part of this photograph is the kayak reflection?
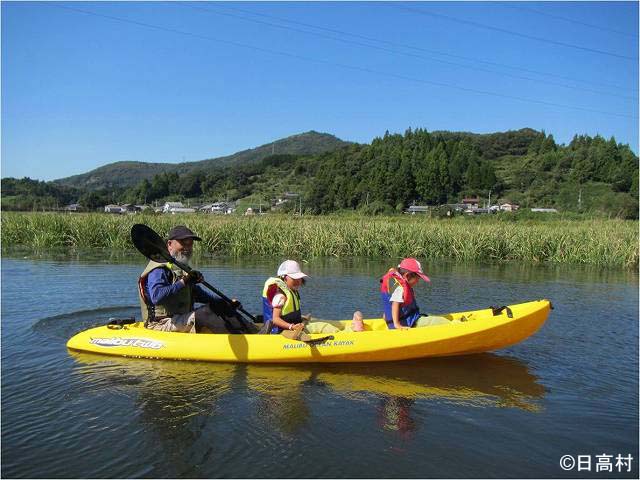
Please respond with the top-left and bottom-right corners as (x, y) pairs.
(69, 352), (545, 446)
(68, 351), (239, 414)
(68, 351), (240, 476)
(243, 353), (544, 439)
(245, 354), (545, 412)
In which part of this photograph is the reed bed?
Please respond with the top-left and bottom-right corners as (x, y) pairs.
(2, 212), (637, 268)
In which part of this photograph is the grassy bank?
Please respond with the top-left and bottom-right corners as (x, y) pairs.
(1, 212), (637, 268)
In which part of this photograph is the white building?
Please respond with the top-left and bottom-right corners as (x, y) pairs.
(499, 203), (520, 212)
(162, 202), (195, 214)
(211, 202), (229, 214)
(104, 204), (126, 214)
(407, 205), (429, 214)
(531, 208), (558, 213)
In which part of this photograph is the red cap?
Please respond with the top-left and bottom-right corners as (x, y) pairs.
(398, 258), (430, 283)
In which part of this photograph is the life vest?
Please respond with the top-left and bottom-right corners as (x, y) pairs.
(262, 277), (302, 333)
(138, 260), (193, 324)
(380, 269), (420, 329)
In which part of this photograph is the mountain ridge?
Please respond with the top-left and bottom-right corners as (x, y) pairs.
(53, 131), (351, 190)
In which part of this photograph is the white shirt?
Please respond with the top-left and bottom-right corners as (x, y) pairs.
(271, 293), (286, 308)
(390, 285), (404, 303)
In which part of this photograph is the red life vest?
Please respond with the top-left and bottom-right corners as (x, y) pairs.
(380, 269), (420, 328)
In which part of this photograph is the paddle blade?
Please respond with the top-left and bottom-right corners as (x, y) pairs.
(131, 224), (171, 263)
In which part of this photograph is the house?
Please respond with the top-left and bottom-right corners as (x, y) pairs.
(65, 203), (83, 212)
(499, 203), (519, 212)
(169, 207), (196, 214)
(531, 208), (558, 213)
(122, 204), (141, 213)
(198, 203), (215, 212)
(161, 202), (194, 214)
(210, 202), (229, 214)
(104, 204), (126, 214)
(198, 202), (234, 214)
(465, 207), (492, 215)
(461, 198), (480, 210)
(162, 202), (184, 213)
(448, 203), (467, 212)
(273, 198), (289, 208)
(407, 205), (429, 214)
(162, 202), (195, 214)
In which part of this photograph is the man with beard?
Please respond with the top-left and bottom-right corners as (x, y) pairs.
(138, 225), (253, 334)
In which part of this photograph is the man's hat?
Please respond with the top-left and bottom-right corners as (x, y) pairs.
(167, 225), (202, 241)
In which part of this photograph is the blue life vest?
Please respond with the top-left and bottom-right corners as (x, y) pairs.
(380, 269), (421, 329)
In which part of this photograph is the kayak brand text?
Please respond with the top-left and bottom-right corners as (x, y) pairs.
(89, 337), (165, 349)
(283, 340), (355, 350)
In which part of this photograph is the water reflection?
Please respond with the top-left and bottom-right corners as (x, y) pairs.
(68, 353), (241, 476)
(5, 247), (637, 285)
(69, 352), (236, 416)
(243, 355), (545, 442)
(69, 352), (545, 460)
(377, 396), (417, 439)
(246, 354), (545, 410)
(244, 364), (315, 435)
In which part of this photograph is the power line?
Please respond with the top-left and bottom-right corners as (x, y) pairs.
(50, 4), (637, 120)
(395, 4), (636, 61)
(200, 2), (637, 94)
(184, 2), (636, 101)
(504, 4), (639, 39)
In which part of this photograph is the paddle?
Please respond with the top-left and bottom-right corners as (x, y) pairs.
(293, 333), (335, 346)
(130, 223), (257, 324)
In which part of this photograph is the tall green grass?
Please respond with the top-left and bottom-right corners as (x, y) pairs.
(2, 212), (637, 268)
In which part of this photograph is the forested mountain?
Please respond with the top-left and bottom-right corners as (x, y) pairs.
(1, 177), (83, 211)
(3, 128), (638, 218)
(308, 128), (637, 214)
(53, 131), (350, 190)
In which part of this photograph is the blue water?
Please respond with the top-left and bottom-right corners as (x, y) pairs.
(1, 253), (638, 478)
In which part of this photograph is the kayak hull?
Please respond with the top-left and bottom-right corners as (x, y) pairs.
(66, 299), (550, 363)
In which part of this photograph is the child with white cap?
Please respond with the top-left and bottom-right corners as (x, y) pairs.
(261, 260), (364, 337)
(261, 260), (309, 335)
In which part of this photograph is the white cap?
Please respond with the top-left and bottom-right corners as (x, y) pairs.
(277, 260), (308, 279)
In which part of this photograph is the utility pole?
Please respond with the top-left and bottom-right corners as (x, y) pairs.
(578, 188), (582, 210)
(488, 189), (492, 208)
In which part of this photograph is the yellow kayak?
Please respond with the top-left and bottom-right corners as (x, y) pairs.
(66, 299), (550, 363)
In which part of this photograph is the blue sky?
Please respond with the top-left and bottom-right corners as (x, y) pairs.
(2, 1), (638, 181)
